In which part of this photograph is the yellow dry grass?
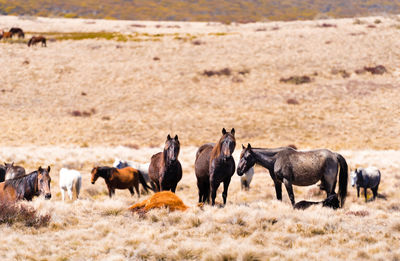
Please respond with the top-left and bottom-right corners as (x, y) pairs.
(0, 15), (399, 260)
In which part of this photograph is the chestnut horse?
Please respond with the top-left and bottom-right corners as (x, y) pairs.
(0, 30), (12, 40)
(0, 166), (52, 202)
(148, 134), (182, 192)
(91, 166), (150, 198)
(195, 128), (236, 205)
(28, 36), (46, 47)
(4, 162), (26, 180)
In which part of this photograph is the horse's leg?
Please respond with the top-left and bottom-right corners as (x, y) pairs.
(128, 187), (135, 196)
(283, 179), (295, 206)
(210, 180), (220, 206)
(364, 187), (368, 202)
(107, 185), (113, 198)
(67, 187), (73, 200)
(61, 189), (65, 201)
(171, 184), (177, 193)
(222, 178), (231, 205)
(372, 184), (379, 200)
(197, 181), (203, 203)
(135, 181), (140, 198)
(357, 186), (360, 198)
(274, 180), (282, 200)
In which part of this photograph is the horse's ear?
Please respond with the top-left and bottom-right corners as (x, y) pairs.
(222, 128), (227, 135)
(38, 166), (43, 171)
(230, 128), (235, 136)
(174, 135), (178, 140)
(167, 134), (171, 140)
(242, 144), (245, 149)
(247, 143), (252, 149)
(47, 166), (51, 172)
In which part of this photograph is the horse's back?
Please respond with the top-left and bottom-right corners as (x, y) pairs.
(59, 168), (81, 186)
(195, 144), (214, 179)
(149, 152), (163, 180)
(360, 167), (381, 187)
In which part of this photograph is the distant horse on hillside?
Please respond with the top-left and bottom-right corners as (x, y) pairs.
(28, 36), (46, 47)
(4, 162), (26, 180)
(9, 27), (24, 38)
(91, 166), (150, 198)
(351, 167), (381, 202)
(0, 30), (12, 40)
(0, 166), (52, 202)
(237, 144), (348, 208)
(195, 128), (236, 205)
(59, 168), (82, 201)
(148, 134), (182, 192)
(113, 159), (155, 191)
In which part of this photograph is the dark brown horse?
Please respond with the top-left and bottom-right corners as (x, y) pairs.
(28, 36), (46, 47)
(195, 128), (236, 205)
(9, 27), (24, 38)
(4, 162), (26, 180)
(0, 166), (52, 202)
(91, 166), (151, 198)
(148, 134), (182, 192)
(0, 165), (5, 182)
(237, 144), (348, 207)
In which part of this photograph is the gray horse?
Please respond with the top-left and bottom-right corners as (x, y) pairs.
(237, 144), (348, 208)
(351, 167), (381, 202)
(4, 162), (26, 180)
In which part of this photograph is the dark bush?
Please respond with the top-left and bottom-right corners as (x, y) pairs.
(203, 68), (231, 77)
(286, 98), (299, 105)
(0, 201), (51, 228)
(318, 23), (337, 28)
(280, 75), (312, 85)
(364, 65), (387, 75)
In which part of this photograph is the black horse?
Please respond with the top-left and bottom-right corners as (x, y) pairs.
(195, 128), (236, 205)
(9, 27), (24, 38)
(0, 164), (5, 182)
(148, 134), (182, 192)
(237, 144), (348, 208)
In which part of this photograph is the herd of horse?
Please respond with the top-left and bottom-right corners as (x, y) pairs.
(0, 27), (47, 47)
(0, 128), (382, 210)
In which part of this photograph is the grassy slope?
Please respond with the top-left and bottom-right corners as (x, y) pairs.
(1, 0), (400, 22)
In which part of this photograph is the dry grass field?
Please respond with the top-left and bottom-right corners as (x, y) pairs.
(0, 15), (400, 260)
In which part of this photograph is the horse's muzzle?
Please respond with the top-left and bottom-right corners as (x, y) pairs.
(91, 181), (95, 184)
(45, 193), (52, 200)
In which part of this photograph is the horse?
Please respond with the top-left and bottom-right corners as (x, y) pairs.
(27, 36), (46, 47)
(148, 134), (182, 192)
(4, 162), (26, 180)
(9, 27), (24, 38)
(0, 30), (12, 40)
(351, 167), (381, 202)
(0, 165), (5, 182)
(294, 194), (340, 210)
(237, 144), (348, 208)
(195, 128), (236, 205)
(91, 166), (150, 198)
(113, 159), (155, 191)
(0, 166), (52, 202)
(59, 168), (82, 201)
(240, 167), (254, 191)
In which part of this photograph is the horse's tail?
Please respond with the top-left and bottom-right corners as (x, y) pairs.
(138, 170), (153, 192)
(75, 175), (82, 199)
(336, 153), (348, 208)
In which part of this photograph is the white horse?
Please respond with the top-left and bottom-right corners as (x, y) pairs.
(240, 167), (255, 191)
(59, 168), (82, 201)
(351, 167), (381, 202)
(113, 159), (155, 191)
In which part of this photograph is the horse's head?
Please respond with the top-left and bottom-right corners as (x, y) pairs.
(218, 128), (236, 161)
(91, 167), (99, 184)
(237, 143), (256, 176)
(4, 162), (14, 170)
(38, 166), (52, 200)
(164, 134), (180, 163)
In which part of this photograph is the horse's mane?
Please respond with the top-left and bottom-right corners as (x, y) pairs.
(210, 134), (235, 160)
(96, 167), (114, 180)
(4, 171), (38, 190)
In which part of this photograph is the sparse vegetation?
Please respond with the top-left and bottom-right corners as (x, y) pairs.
(280, 75), (312, 84)
(0, 201), (51, 228)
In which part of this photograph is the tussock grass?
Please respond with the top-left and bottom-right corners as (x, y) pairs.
(0, 202), (51, 228)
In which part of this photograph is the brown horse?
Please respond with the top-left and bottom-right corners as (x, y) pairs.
(28, 36), (46, 47)
(4, 162), (26, 180)
(91, 166), (151, 198)
(148, 134), (182, 192)
(195, 128), (236, 205)
(0, 31), (12, 40)
(9, 27), (24, 38)
(0, 166), (52, 202)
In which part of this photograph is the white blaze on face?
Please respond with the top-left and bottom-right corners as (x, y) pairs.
(351, 171), (357, 186)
